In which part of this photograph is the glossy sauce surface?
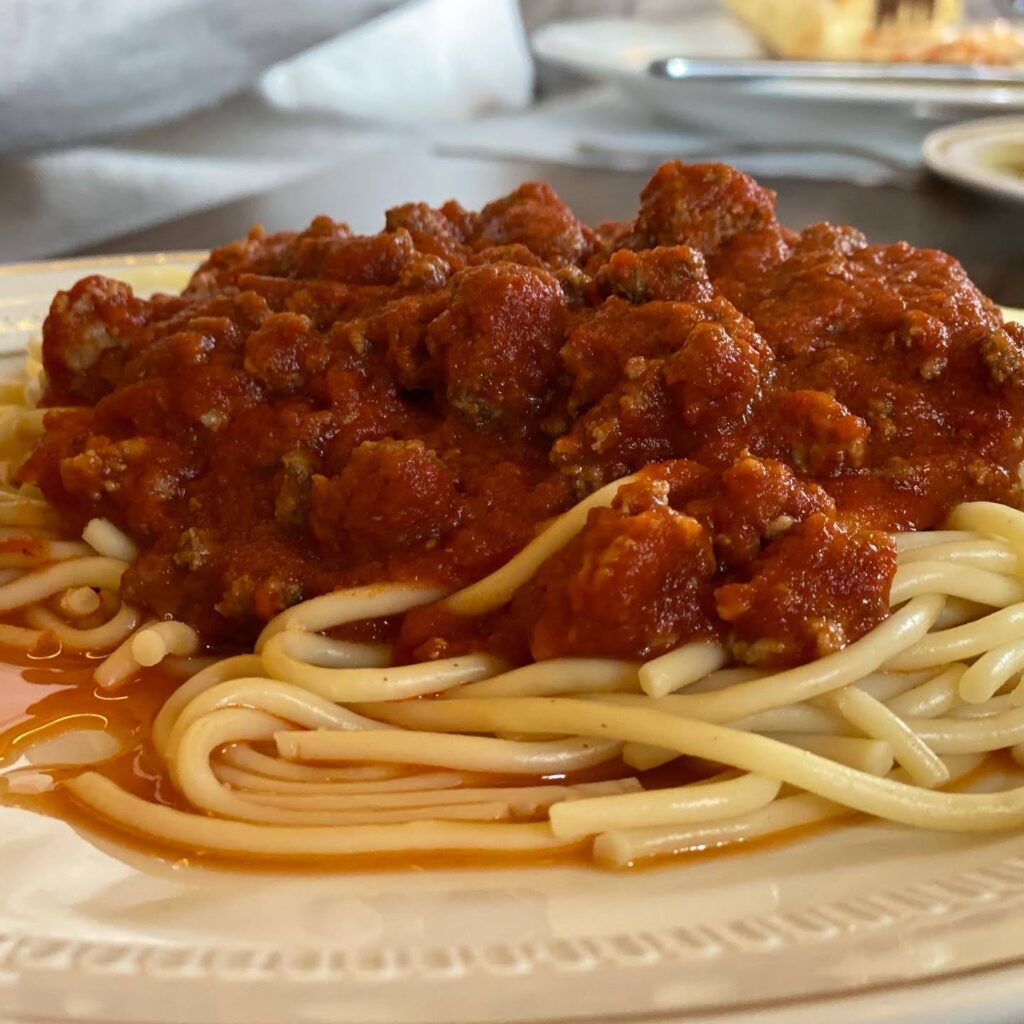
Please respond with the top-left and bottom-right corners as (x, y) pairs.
(20, 162), (1024, 671)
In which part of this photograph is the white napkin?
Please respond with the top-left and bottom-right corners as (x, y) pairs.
(261, 0), (533, 122)
(0, 0), (533, 262)
(0, 0), (400, 155)
(0, 96), (400, 262)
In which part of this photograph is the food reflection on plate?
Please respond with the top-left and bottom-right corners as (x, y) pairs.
(2, 161), (1024, 872)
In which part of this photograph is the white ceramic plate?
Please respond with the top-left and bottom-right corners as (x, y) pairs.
(5, 256), (1024, 1024)
(532, 16), (1024, 156)
(0, 253), (203, 359)
(923, 116), (1024, 204)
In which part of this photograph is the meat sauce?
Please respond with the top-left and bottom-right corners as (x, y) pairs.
(21, 162), (1024, 668)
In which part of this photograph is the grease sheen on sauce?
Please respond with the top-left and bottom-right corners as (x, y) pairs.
(19, 162), (1024, 673)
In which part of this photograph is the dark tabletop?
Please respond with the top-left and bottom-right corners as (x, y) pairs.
(68, 146), (1024, 307)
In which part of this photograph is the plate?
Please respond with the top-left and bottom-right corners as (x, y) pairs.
(0, 252), (203, 359)
(923, 116), (1024, 203)
(532, 16), (1024, 156)
(5, 256), (1024, 1024)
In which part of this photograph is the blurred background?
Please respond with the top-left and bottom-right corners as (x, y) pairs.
(2, 0), (1023, 302)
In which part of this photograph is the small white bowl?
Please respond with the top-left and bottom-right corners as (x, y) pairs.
(923, 115), (1024, 203)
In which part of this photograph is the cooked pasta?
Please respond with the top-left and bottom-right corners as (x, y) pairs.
(3, 449), (1024, 864)
(3, 162), (1024, 871)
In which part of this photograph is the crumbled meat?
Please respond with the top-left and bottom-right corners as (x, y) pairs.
(554, 265), (592, 306)
(427, 263), (567, 431)
(469, 182), (597, 268)
(173, 527), (215, 571)
(309, 439), (462, 559)
(275, 450), (317, 528)
(560, 294), (766, 414)
(468, 244), (545, 269)
(592, 247), (714, 304)
(716, 513), (896, 666)
(621, 161), (778, 256)
(384, 201), (471, 261)
(397, 254), (452, 289)
(185, 225), (300, 295)
(553, 297), (769, 487)
(662, 320), (767, 426)
(551, 359), (682, 491)
(42, 276), (149, 404)
(981, 322), (1024, 386)
(721, 223), (1000, 361)
(524, 504), (717, 660)
(679, 455), (834, 568)
(771, 390), (870, 476)
(58, 435), (191, 536)
(886, 309), (950, 380)
(371, 293), (450, 391)
(243, 313), (326, 394)
(290, 227), (417, 284)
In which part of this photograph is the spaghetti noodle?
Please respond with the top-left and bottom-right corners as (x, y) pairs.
(2, 162), (1024, 869)
(4, 430), (1024, 863)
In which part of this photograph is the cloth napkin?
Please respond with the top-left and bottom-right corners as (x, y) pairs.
(0, 0), (533, 261)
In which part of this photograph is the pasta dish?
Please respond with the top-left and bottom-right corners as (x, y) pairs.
(3, 161), (1024, 868)
(725, 0), (1024, 67)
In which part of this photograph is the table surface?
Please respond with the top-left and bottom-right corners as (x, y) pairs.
(68, 146), (1024, 307)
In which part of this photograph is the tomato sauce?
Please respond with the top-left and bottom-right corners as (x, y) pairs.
(19, 162), (1024, 669)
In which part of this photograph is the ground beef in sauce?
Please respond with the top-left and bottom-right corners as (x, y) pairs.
(22, 161), (1018, 667)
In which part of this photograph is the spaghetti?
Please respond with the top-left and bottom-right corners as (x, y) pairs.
(3, 163), (1024, 869)
(4, 418), (1024, 864)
